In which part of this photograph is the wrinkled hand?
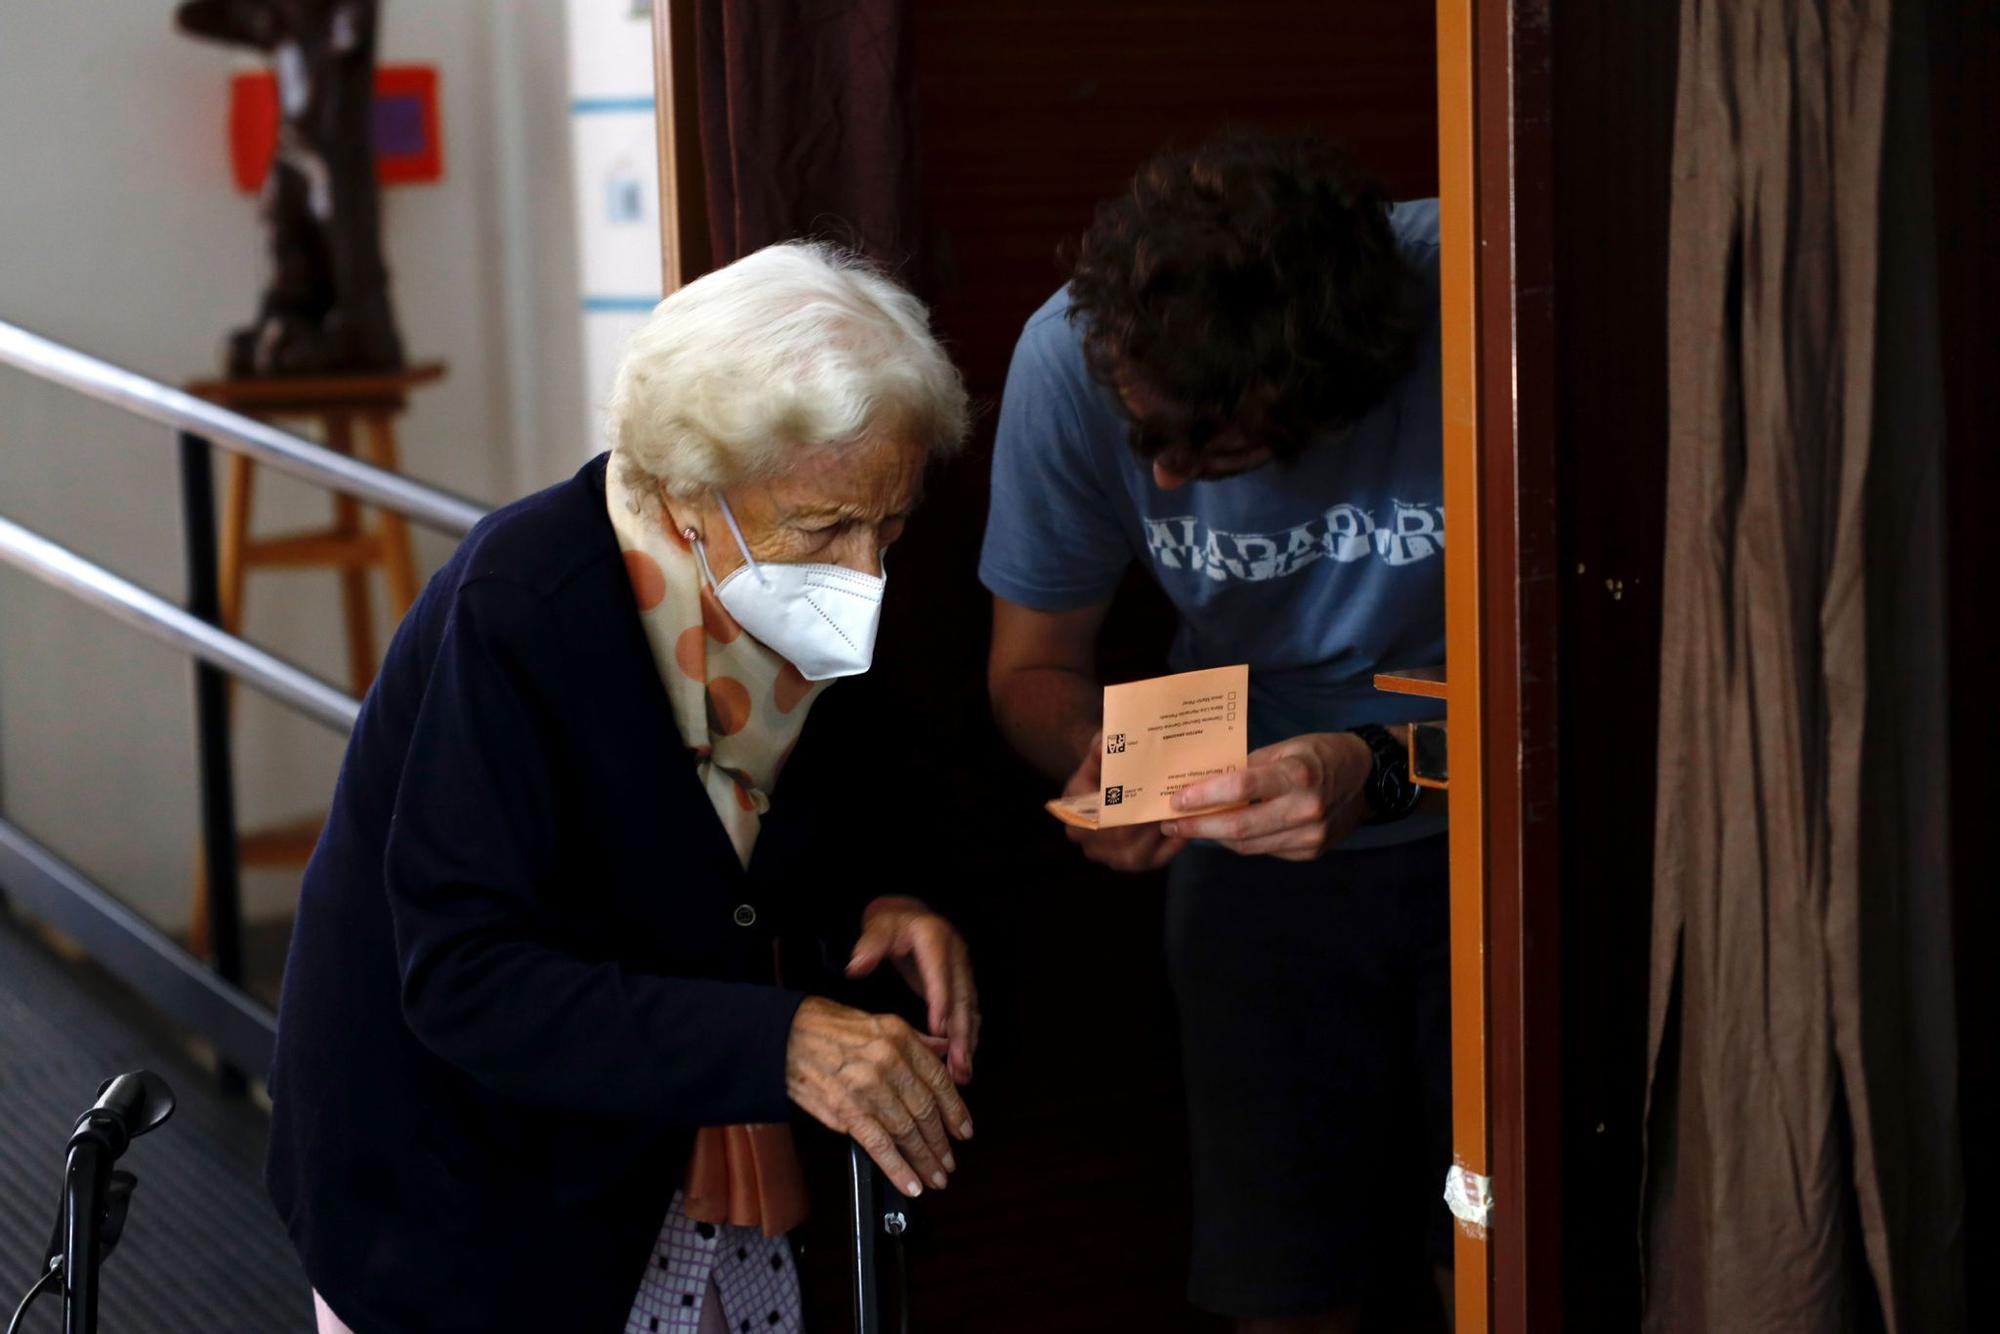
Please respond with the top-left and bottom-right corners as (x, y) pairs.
(1160, 731), (1373, 861)
(785, 997), (974, 1198)
(847, 896), (980, 1084)
(1061, 729), (1188, 872)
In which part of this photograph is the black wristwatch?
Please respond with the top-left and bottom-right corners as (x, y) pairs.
(1351, 724), (1421, 824)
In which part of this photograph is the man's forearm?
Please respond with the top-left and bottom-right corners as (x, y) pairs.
(990, 666), (1101, 783)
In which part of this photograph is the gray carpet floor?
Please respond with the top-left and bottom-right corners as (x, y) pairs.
(0, 909), (310, 1332)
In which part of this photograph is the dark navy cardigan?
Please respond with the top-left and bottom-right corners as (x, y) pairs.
(266, 454), (886, 1332)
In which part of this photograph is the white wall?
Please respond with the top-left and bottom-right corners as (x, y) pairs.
(565, 0), (665, 446)
(0, 0), (591, 931)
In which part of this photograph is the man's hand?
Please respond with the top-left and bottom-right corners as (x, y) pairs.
(847, 896), (981, 1084)
(786, 997), (975, 1198)
(1061, 728), (1189, 872)
(1160, 731), (1373, 861)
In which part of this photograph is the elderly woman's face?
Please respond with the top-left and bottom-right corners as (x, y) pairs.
(673, 433), (927, 581)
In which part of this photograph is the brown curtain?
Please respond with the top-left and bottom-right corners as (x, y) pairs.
(694, 0), (918, 269)
(1643, 1), (1964, 1331)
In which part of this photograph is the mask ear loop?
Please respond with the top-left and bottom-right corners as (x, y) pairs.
(713, 492), (768, 586)
(684, 526), (718, 588)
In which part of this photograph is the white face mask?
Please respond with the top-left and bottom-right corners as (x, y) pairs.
(692, 494), (886, 681)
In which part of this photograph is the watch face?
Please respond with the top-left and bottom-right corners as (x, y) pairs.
(1362, 727), (1420, 820)
(1381, 766), (1419, 816)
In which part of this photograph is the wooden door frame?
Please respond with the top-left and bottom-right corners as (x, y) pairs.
(1436, 0), (1562, 1330)
(651, 0), (708, 290)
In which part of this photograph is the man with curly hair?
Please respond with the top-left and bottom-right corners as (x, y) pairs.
(982, 131), (1450, 1332)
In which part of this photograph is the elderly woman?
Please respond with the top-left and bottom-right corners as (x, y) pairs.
(266, 243), (978, 1334)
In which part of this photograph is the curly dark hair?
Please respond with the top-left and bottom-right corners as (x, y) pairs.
(1065, 131), (1423, 465)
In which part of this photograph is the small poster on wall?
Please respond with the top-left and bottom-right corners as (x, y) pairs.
(604, 156), (648, 225)
(228, 65), (444, 193)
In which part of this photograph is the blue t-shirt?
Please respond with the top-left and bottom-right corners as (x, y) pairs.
(980, 200), (1446, 844)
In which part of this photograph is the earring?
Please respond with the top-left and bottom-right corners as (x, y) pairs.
(681, 527), (699, 544)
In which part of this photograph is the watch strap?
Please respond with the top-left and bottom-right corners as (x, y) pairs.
(1352, 723), (1421, 823)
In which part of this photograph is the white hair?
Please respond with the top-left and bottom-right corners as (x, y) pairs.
(606, 241), (970, 499)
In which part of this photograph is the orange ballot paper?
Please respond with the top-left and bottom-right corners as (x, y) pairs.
(1046, 664), (1249, 830)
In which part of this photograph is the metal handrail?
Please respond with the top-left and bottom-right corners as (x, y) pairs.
(0, 516), (359, 733)
(0, 318), (486, 535)
(0, 319), (494, 1081)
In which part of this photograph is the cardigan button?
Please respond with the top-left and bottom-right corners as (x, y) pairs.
(732, 903), (757, 927)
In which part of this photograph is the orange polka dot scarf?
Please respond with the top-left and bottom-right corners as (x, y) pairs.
(608, 462), (819, 1237)
(607, 464), (830, 868)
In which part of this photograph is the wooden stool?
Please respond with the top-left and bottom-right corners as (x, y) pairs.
(184, 362), (445, 955)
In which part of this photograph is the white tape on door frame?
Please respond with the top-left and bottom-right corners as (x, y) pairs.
(1443, 1163), (1493, 1236)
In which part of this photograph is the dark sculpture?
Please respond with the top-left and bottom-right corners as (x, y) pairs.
(176, 1), (405, 376)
